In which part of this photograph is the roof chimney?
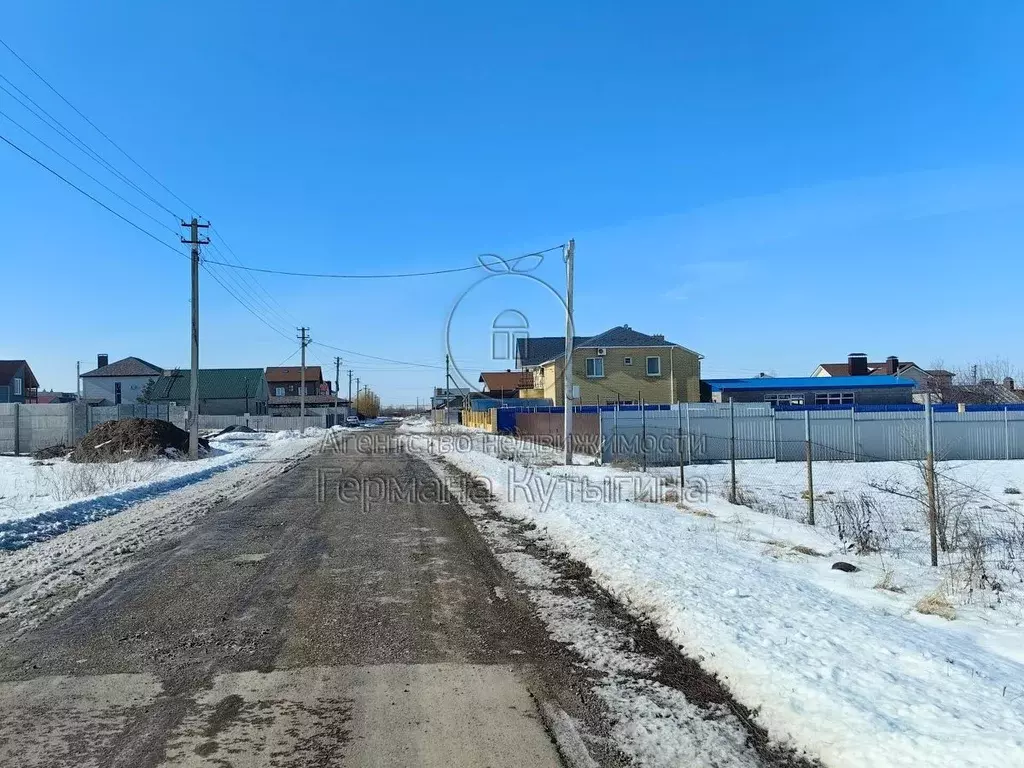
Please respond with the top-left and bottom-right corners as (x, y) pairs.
(847, 353), (868, 376)
(1005, 377), (1015, 391)
(97, 353), (108, 369)
(886, 355), (899, 375)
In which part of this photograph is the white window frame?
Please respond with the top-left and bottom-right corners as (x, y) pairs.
(275, 386), (285, 397)
(764, 393), (804, 406)
(12, 377), (23, 396)
(623, 356), (632, 366)
(585, 357), (604, 378)
(814, 391), (855, 405)
(646, 356), (662, 376)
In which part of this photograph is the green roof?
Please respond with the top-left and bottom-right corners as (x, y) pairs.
(148, 368), (266, 401)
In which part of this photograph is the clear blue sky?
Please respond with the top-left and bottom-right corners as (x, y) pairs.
(3, 2), (1023, 402)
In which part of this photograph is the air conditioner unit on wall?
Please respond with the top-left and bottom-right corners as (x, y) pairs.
(597, 348), (607, 356)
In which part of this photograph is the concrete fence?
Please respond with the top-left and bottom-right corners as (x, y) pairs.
(0, 403), (338, 455)
(598, 403), (1024, 465)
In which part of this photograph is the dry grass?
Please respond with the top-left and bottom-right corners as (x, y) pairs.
(662, 488), (680, 503)
(791, 544), (825, 557)
(915, 591), (956, 620)
(874, 569), (905, 593)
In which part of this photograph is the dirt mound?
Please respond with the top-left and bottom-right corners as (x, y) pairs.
(70, 419), (210, 463)
(32, 444), (73, 460)
(214, 424), (255, 437)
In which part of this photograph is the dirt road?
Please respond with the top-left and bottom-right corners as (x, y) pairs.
(0, 432), (600, 767)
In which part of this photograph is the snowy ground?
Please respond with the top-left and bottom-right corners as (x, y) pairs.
(401, 418), (1024, 768)
(0, 428), (336, 549)
(0, 427), (331, 641)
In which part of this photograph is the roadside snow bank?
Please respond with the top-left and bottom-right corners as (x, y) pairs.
(0, 429), (330, 550)
(403, 425), (1024, 768)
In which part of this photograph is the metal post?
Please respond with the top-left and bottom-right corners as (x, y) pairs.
(850, 406), (857, 462)
(685, 401), (691, 465)
(677, 402), (685, 489)
(805, 409), (815, 526)
(729, 397), (737, 503)
(563, 238), (575, 465)
(1005, 406), (1011, 460)
(641, 396), (647, 472)
(925, 393), (938, 566)
(613, 402), (618, 460)
(13, 402), (20, 456)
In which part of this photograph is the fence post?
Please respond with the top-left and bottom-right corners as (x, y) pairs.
(925, 393), (938, 567)
(641, 397), (648, 472)
(13, 403), (20, 456)
(685, 401), (691, 465)
(850, 406), (858, 462)
(729, 397), (737, 503)
(804, 409), (815, 526)
(1005, 406), (1010, 461)
(677, 404), (685, 490)
(613, 403), (619, 460)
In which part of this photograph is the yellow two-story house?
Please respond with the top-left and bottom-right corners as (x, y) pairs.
(516, 325), (702, 405)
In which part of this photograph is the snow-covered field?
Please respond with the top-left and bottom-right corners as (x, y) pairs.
(401, 418), (1024, 768)
(0, 428), (333, 549)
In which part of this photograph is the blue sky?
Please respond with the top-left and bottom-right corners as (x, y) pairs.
(2, 2), (1023, 402)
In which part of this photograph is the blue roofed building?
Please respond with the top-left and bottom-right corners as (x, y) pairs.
(704, 375), (916, 406)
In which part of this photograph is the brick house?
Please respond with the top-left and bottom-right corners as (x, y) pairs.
(516, 325), (702, 405)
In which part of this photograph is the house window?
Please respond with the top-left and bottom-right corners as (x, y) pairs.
(12, 377), (22, 396)
(623, 356), (632, 366)
(764, 393), (804, 406)
(814, 392), (855, 405)
(275, 386), (285, 397)
(114, 382), (122, 405)
(585, 358), (604, 378)
(646, 356), (661, 376)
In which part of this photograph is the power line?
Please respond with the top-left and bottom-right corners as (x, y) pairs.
(0, 108), (180, 237)
(0, 131), (186, 258)
(0, 75), (178, 219)
(310, 341), (444, 370)
(0, 35), (197, 215)
(201, 245), (565, 280)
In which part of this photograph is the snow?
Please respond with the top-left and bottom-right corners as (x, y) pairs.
(0, 428), (325, 639)
(0, 428), (341, 549)
(401, 419), (1024, 768)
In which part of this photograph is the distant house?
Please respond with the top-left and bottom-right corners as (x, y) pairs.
(811, 354), (954, 391)
(80, 355), (164, 406)
(516, 325), (702, 405)
(705, 376), (916, 406)
(147, 368), (268, 415)
(35, 390), (77, 404)
(478, 371), (533, 399)
(431, 386), (472, 410)
(265, 366), (341, 414)
(0, 360), (39, 403)
(942, 377), (1024, 406)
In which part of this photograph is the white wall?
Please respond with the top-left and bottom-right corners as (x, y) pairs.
(82, 376), (157, 405)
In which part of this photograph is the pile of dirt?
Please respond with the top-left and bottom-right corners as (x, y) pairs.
(214, 424), (255, 437)
(70, 418), (210, 463)
(32, 444), (73, 460)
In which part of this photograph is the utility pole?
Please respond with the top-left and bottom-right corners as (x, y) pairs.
(76, 361), (81, 400)
(348, 370), (353, 405)
(181, 217), (209, 459)
(334, 356), (342, 425)
(356, 377), (361, 417)
(297, 327), (309, 419)
(563, 238), (575, 465)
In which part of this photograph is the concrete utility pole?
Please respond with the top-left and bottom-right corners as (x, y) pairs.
(181, 217), (209, 459)
(348, 370), (353, 405)
(334, 356), (342, 424)
(76, 361), (81, 400)
(297, 327), (309, 419)
(563, 238), (575, 465)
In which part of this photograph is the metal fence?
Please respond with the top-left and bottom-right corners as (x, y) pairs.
(599, 402), (1024, 465)
(0, 403), (335, 455)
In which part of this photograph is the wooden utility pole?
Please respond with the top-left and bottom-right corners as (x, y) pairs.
(181, 217), (209, 459)
(563, 238), (575, 465)
(297, 327), (309, 419)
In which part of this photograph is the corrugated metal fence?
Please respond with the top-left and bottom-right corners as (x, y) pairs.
(598, 403), (1024, 464)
